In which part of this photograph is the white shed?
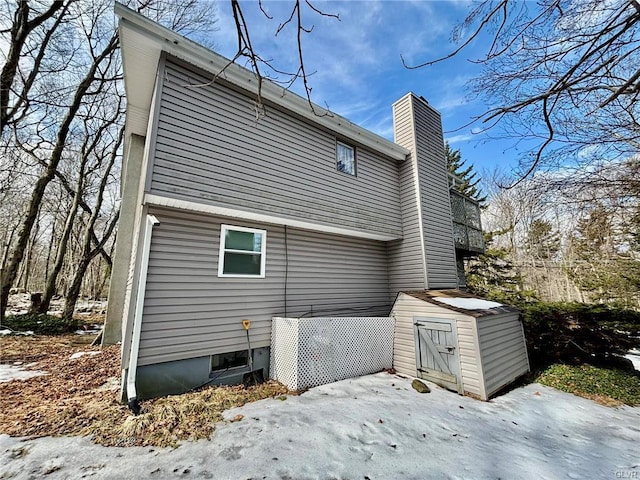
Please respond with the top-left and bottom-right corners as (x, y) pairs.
(391, 290), (530, 400)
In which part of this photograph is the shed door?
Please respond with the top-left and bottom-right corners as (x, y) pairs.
(414, 318), (461, 393)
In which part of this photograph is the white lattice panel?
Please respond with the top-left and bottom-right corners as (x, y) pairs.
(270, 317), (394, 390)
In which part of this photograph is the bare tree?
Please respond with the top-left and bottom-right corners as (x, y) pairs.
(479, 159), (640, 305)
(0, 1), (119, 322)
(62, 127), (122, 321)
(38, 140), (89, 314)
(405, 0), (640, 186)
(0, 0), (218, 322)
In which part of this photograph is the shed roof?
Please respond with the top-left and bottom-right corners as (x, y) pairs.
(402, 290), (519, 318)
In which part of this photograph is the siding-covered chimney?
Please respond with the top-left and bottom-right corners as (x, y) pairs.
(389, 93), (458, 291)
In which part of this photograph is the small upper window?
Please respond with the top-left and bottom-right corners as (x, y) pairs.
(336, 141), (356, 176)
(218, 225), (266, 278)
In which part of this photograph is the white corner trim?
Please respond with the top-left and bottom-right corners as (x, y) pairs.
(143, 194), (402, 241)
(126, 214), (160, 402)
(470, 316), (488, 401)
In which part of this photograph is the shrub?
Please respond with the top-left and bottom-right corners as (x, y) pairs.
(2, 314), (79, 335)
(520, 302), (640, 369)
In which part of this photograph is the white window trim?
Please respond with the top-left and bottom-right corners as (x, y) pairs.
(336, 140), (356, 176)
(218, 224), (267, 278)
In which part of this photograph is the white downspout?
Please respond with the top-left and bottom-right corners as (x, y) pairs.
(126, 214), (159, 414)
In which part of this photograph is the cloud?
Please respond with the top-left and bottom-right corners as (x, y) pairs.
(446, 133), (474, 144)
(363, 114), (395, 141)
(327, 99), (376, 119)
(206, 1), (509, 167)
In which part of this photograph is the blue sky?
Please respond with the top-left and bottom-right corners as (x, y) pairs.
(210, 0), (518, 175)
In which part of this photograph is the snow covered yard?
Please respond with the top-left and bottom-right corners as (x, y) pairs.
(1, 372), (638, 479)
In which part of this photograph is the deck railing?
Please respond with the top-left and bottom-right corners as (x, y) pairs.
(449, 188), (484, 254)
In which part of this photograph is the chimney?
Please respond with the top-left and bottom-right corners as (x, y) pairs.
(390, 93), (457, 290)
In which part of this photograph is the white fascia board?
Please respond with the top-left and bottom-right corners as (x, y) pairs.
(144, 194), (402, 241)
(115, 3), (409, 162)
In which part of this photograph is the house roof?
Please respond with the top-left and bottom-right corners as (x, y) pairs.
(114, 3), (410, 162)
(402, 290), (520, 318)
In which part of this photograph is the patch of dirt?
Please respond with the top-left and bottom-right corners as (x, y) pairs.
(578, 393), (624, 407)
(0, 335), (291, 447)
(0, 335), (121, 440)
(0, 335), (96, 363)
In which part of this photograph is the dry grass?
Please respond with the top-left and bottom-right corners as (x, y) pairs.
(90, 380), (289, 447)
(0, 335), (291, 447)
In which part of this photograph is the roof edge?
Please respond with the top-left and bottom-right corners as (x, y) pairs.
(401, 290), (520, 318)
(115, 3), (410, 161)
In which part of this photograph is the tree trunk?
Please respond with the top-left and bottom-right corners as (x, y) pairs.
(0, 2), (65, 134)
(39, 190), (81, 314)
(62, 255), (91, 322)
(22, 213), (41, 292)
(44, 189), (65, 282)
(62, 211), (118, 321)
(61, 123), (122, 321)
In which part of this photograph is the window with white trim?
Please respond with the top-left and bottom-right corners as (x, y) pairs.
(336, 141), (356, 175)
(218, 225), (266, 278)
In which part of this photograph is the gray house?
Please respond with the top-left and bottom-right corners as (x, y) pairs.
(107, 5), (525, 406)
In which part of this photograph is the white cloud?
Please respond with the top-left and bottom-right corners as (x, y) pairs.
(446, 133), (474, 144)
(204, 1), (515, 173)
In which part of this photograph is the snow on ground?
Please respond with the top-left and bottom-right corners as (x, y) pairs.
(0, 330), (33, 336)
(627, 349), (640, 371)
(4, 293), (107, 317)
(1, 373), (639, 479)
(0, 364), (47, 383)
(69, 351), (101, 360)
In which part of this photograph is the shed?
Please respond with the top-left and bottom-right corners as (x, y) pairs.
(391, 290), (529, 400)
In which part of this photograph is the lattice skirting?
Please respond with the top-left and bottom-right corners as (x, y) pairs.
(270, 317), (394, 390)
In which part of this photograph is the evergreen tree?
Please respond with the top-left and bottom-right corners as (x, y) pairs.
(466, 231), (535, 304)
(445, 141), (486, 203)
(526, 219), (560, 261)
(568, 206), (640, 307)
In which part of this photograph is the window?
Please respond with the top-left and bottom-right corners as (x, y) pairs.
(218, 225), (266, 278)
(211, 350), (248, 371)
(336, 141), (356, 175)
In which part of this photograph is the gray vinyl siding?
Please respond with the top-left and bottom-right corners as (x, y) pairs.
(392, 95), (416, 153)
(137, 207), (391, 367)
(410, 97), (458, 288)
(477, 313), (530, 397)
(388, 96), (427, 295)
(282, 228), (391, 316)
(390, 293), (481, 397)
(149, 59), (402, 239)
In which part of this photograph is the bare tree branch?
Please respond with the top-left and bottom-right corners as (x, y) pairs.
(0, 1), (68, 134)
(197, 1), (339, 116)
(408, 0), (640, 184)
